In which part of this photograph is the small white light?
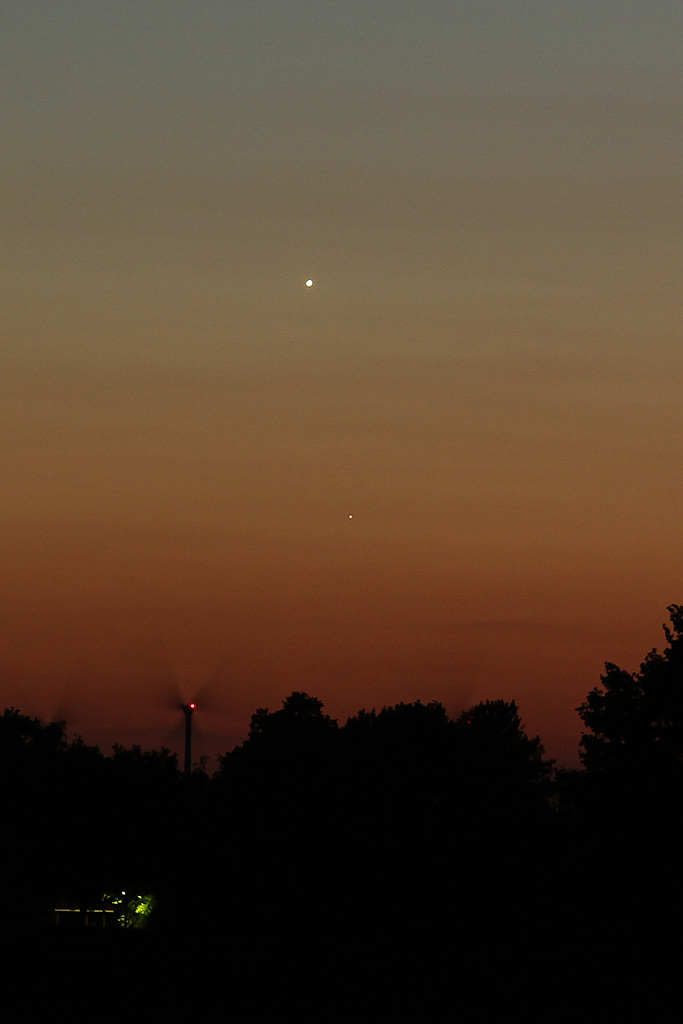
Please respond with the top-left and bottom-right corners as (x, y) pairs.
(305, 279), (313, 287)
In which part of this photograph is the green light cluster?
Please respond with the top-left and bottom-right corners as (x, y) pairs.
(103, 891), (156, 929)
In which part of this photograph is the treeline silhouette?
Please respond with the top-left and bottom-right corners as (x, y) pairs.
(3, 606), (683, 1022)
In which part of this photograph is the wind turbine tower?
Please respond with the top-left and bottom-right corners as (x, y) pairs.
(181, 703), (196, 778)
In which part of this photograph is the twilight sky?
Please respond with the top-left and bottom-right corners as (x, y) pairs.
(3, 1), (683, 768)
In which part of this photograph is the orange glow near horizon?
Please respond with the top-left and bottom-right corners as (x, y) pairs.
(3, 5), (683, 769)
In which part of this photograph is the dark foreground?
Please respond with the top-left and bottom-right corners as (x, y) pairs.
(4, 868), (680, 1024)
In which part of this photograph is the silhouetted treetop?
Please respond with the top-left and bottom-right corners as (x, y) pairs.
(449, 699), (554, 828)
(578, 604), (683, 779)
(344, 699), (450, 740)
(217, 691), (338, 787)
(0, 708), (67, 769)
(341, 700), (453, 789)
(454, 699), (551, 776)
(248, 691), (335, 736)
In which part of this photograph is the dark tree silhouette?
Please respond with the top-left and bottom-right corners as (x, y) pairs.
(218, 690), (338, 790)
(0, 709), (74, 915)
(9, 680), (680, 1022)
(453, 699), (553, 797)
(0, 706), (67, 764)
(211, 693), (340, 938)
(341, 700), (453, 798)
(449, 699), (555, 902)
(0, 707), (188, 931)
(578, 604), (683, 786)
(569, 606), (683, 1022)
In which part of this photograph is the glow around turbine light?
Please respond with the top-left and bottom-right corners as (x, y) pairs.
(305, 279), (313, 287)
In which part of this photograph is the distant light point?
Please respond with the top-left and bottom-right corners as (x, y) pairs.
(305, 279), (313, 287)
(348, 514), (353, 519)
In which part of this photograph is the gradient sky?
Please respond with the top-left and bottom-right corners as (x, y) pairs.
(3, 1), (683, 768)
